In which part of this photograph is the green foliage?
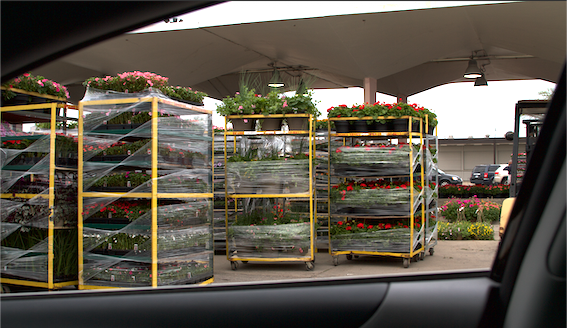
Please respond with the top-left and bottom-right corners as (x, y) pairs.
(282, 92), (320, 116)
(161, 85), (207, 103)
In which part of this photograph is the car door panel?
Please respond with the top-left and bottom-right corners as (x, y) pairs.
(2, 272), (492, 328)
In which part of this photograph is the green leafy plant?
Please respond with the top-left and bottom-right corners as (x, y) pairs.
(282, 92), (320, 116)
(161, 85), (207, 103)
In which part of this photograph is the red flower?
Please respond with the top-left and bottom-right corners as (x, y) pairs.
(357, 223), (364, 228)
(403, 225), (408, 228)
(346, 185), (353, 191)
(338, 221), (343, 226)
(339, 104), (347, 108)
(385, 223), (392, 229)
(367, 225), (373, 229)
(346, 226), (352, 231)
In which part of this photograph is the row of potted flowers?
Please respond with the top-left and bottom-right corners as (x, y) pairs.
(216, 86), (320, 131)
(83, 71), (207, 105)
(1, 73), (70, 105)
(327, 101), (437, 134)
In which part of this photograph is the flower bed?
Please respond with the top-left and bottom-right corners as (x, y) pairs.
(439, 197), (502, 223)
(437, 221), (494, 240)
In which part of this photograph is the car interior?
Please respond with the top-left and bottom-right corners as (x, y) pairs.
(1, 2), (565, 328)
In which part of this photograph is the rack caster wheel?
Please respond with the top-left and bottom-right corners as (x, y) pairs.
(346, 254), (353, 261)
(403, 258), (410, 268)
(306, 261), (314, 271)
(419, 252), (425, 260)
(332, 256), (339, 266)
(230, 261), (239, 270)
(429, 248), (435, 256)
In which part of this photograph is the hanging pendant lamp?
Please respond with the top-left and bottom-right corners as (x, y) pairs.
(267, 69), (284, 88)
(463, 59), (482, 78)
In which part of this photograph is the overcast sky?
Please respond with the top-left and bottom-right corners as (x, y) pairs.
(136, 1), (556, 139)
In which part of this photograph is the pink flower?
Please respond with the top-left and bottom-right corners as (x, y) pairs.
(283, 101), (288, 108)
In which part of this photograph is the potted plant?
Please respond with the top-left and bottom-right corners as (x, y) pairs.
(281, 91), (319, 131)
(327, 104), (353, 133)
(257, 90), (284, 131)
(160, 86), (207, 106)
(216, 86), (258, 131)
(2, 73), (69, 106)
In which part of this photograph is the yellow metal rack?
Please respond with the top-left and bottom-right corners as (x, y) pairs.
(78, 90), (214, 289)
(223, 114), (316, 270)
(327, 115), (432, 268)
(1, 91), (78, 291)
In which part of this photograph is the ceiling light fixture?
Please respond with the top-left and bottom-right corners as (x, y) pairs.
(463, 58), (482, 79)
(267, 68), (284, 88)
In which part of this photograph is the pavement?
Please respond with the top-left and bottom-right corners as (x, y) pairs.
(211, 225), (500, 285)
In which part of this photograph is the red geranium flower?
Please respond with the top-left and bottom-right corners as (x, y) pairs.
(346, 226), (352, 231)
(338, 221), (343, 226)
(385, 223), (392, 229)
(357, 223), (364, 228)
(367, 225), (373, 229)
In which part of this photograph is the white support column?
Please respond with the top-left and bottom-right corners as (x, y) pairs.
(363, 77), (377, 104)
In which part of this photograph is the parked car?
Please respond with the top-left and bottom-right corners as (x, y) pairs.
(437, 168), (463, 186)
(493, 164), (510, 185)
(1, 3), (565, 328)
(470, 164), (502, 185)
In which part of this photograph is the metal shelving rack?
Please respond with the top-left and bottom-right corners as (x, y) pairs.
(78, 90), (214, 289)
(327, 115), (429, 268)
(1, 91), (78, 291)
(223, 114), (316, 271)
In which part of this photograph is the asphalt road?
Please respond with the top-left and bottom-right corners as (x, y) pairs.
(211, 227), (500, 285)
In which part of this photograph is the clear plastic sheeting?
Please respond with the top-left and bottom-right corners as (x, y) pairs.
(331, 144), (413, 176)
(331, 226), (424, 253)
(331, 188), (417, 217)
(80, 88), (213, 287)
(226, 159), (309, 194)
(228, 223), (312, 259)
(1, 134), (78, 284)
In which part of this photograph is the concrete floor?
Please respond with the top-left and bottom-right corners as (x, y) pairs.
(211, 237), (500, 285)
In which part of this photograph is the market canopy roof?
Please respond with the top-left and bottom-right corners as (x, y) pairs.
(33, 1), (566, 104)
